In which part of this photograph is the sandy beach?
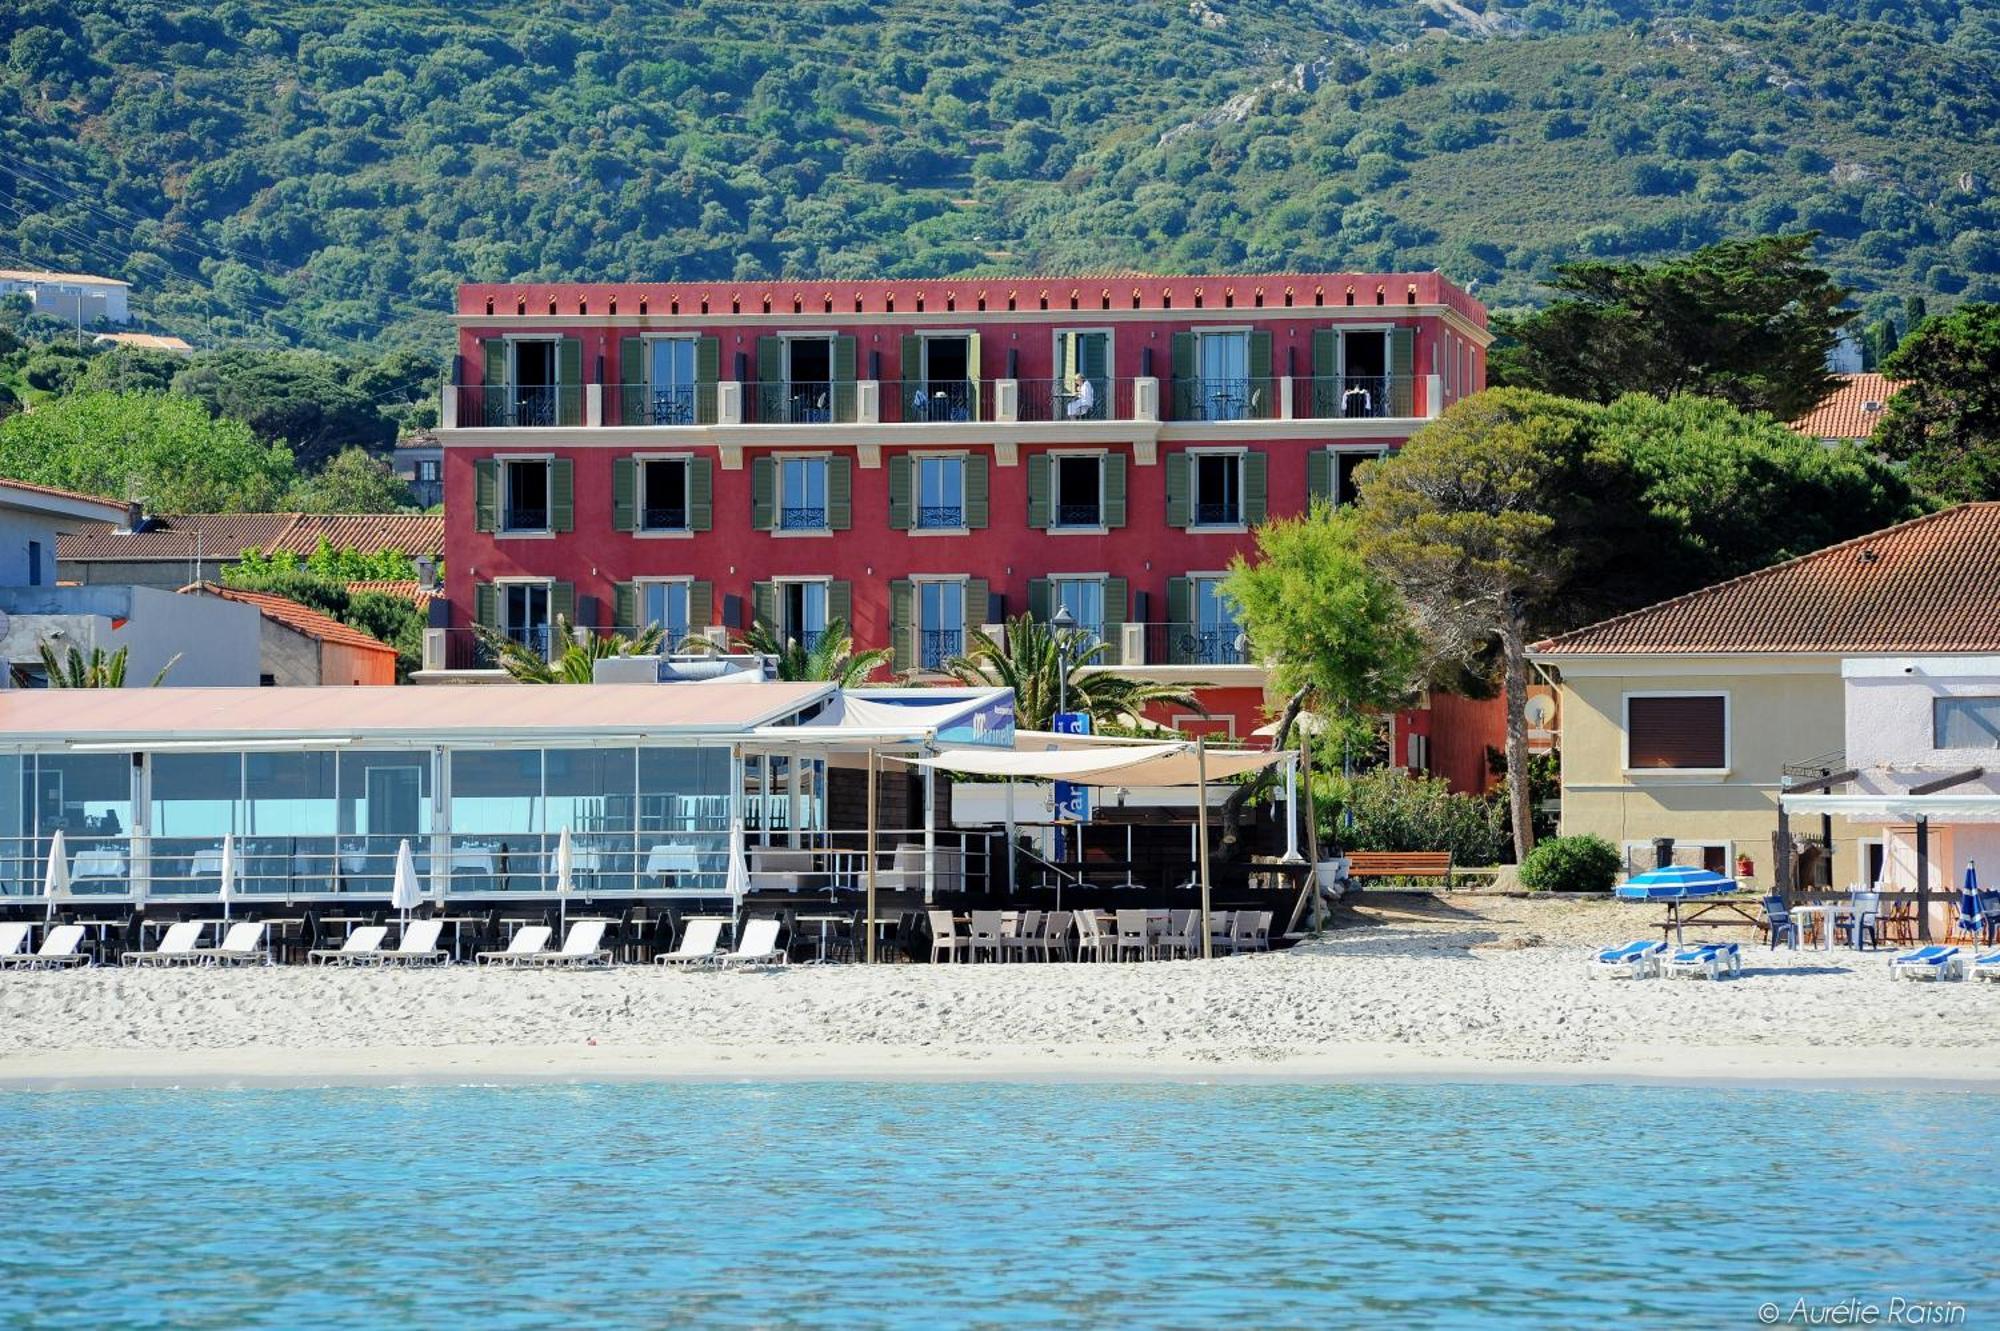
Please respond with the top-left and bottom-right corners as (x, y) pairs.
(5, 894), (1998, 1090)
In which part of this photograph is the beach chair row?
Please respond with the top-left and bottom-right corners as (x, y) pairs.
(1588, 940), (1743, 980)
(0, 920), (279, 970)
(1885, 945), (2000, 982)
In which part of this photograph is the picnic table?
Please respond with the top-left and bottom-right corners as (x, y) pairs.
(1656, 898), (1764, 939)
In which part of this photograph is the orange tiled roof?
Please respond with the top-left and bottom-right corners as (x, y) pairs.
(1790, 373), (1906, 440)
(345, 579), (434, 611)
(1533, 504), (2000, 656)
(56, 512), (444, 562)
(179, 583), (398, 655)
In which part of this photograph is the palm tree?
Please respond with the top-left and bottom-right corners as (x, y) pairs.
(32, 640), (178, 687)
(945, 614), (1206, 731)
(475, 615), (667, 683)
(736, 617), (890, 686)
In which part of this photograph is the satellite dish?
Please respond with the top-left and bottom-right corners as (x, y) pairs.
(1524, 694), (1556, 729)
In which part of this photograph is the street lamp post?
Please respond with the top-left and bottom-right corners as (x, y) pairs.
(1051, 603), (1077, 719)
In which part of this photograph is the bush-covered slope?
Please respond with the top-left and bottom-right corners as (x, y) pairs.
(1, 0), (1996, 350)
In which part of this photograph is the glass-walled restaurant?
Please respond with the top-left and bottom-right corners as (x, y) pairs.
(0, 682), (1014, 905)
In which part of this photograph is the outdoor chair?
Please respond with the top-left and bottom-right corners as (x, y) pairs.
(1981, 892), (2000, 945)
(1000, 911), (1045, 962)
(477, 925), (551, 966)
(927, 910), (965, 964)
(0, 922), (28, 961)
(1889, 945), (1964, 981)
(1040, 911), (1074, 963)
(0, 924), (89, 970)
(968, 910), (1006, 963)
(1663, 941), (1741, 980)
(1072, 911), (1112, 963)
(1252, 911), (1273, 951)
(1162, 910), (1201, 959)
(195, 921), (269, 967)
(381, 918), (450, 966)
(1230, 911), (1262, 955)
(121, 920), (207, 967)
(1207, 911), (1238, 956)
(1588, 940), (1666, 979)
(1836, 892), (1881, 950)
(1971, 950), (2000, 983)
(1760, 896), (1798, 949)
(1114, 909), (1151, 962)
(308, 925), (388, 966)
(657, 917), (726, 967)
(717, 917), (787, 968)
(526, 920), (614, 968)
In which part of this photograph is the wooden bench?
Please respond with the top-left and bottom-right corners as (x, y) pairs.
(1344, 852), (1454, 887)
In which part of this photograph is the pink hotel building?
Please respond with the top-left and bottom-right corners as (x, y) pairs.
(434, 272), (1490, 743)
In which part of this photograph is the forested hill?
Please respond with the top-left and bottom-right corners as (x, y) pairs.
(2, 0), (1998, 351)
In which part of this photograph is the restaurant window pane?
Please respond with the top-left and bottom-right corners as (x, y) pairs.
(1934, 697), (2000, 749)
(1626, 696), (1727, 769)
(35, 753), (133, 839)
(0, 755), (24, 896)
(244, 751), (338, 836)
(450, 749), (543, 835)
(544, 748), (636, 833)
(150, 753), (242, 838)
(638, 747), (731, 831)
(338, 752), (432, 838)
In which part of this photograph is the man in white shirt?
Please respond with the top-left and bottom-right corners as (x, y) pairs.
(1064, 375), (1097, 420)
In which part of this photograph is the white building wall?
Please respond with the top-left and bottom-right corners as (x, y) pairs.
(1844, 656), (2000, 789)
(0, 586), (259, 686)
(0, 510), (60, 586)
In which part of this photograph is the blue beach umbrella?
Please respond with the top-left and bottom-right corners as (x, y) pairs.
(1959, 862), (1982, 938)
(1616, 865), (1739, 946)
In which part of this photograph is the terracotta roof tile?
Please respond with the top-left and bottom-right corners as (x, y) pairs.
(179, 583), (399, 655)
(345, 579), (434, 611)
(1790, 373), (1906, 440)
(56, 512), (444, 562)
(1533, 503), (2000, 656)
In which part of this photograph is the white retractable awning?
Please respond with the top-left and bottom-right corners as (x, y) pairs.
(904, 741), (1288, 787)
(1779, 792), (2000, 822)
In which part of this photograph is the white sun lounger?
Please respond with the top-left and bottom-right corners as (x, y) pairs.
(656, 917), (726, 967)
(1588, 939), (1667, 979)
(1972, 951), (2000, 983)
(1663, 941), (1741, 980)
(1889, 945), (1964, 981)
(523, 920), (613, 968)
(0, 922), (30, 961)
(0, 924), (90, 970)
(379, 918), (451, 967)
(194, 921), (269, 967)
(477, 924), (551, 967)
(307, 925), (389, 966)
(716, 917), (787, 968)
(121, 920), (208, 967)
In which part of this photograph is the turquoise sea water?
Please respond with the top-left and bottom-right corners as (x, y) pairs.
(1, 1081), (1994, 1329)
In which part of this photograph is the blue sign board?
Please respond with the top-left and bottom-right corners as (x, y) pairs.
(1051, 711), (1092, 823)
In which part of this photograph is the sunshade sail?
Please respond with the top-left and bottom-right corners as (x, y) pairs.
(905, 742), (1286, 786)
(1780, 792), (2000, 821)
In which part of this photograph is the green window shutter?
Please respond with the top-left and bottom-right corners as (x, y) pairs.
(757, 336), (784, 384)
(832, 334), (857, 422)
(1102, 453), (1127, 528)
(1080, 332), (1108, 382)
(964, 454), (989, 528)
(828, 456), (853, 531)
(1027, 578), (1052, 623)
(475, 458), (497, 533)
(474, 581), (497, 628)
(612, 457), (636, 532)
(900, 334), (921, 388)
(557, 338), (583, 425)
(1101, 577), (1126, 665)
(1167, 576), (1192, 629)
(887, 454), (913, 531)
(1311, 329), (1338, 379)
(1242, 450), (1268, 526)
(1171, 332), (1196, 380)
(551, 459), (574, 532)
(614, 582), (636, 631)
(1026, 453), (1051, 529)
(1307, 448), (1333, 503)
(551, 580), (575, 626)
(689, 580), (713, 633)
(752, 581), (776, 630)
(964, 578), (988, 637)
(482, 338), (507, 384)
(695, 336), (720, 424)
(1389, 327), (1415, 416)
(751, 456), (775, 531)
(967, 332), (982, 418)
(689, 457), (713, 531)
(619, 337), (645, 384)
(1171, 332), (1197, 419)
(1247, 331), (1272, 418)
(828, 579), (853, 633)
(1165, 452), (1190, 530)
(890, 579), (914, 673)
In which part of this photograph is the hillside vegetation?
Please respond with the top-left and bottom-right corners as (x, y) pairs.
(1, 0), (1997, 350)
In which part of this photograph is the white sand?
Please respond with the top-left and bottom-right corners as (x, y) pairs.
(4, 895), (1997, 1089)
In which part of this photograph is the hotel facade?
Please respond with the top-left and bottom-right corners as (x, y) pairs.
(434, 272), (1490, 738)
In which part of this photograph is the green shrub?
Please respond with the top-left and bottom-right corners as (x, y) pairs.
(1318, 768), (1506, 867)
(1519, 834), (1621, 893)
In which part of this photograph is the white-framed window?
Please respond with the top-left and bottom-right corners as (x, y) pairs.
(415, 458), (441, 483)
(644, 336), (699, 425)
(502, 336), (561, 426)
(499, 579), (553, 658)
(1052, 328), (1113, 421)
(778, 456), (829, 532)
(639, 456), (691, 532)
(1052, 576), (1106, 643)
(1196, 330), (1251, 421)
(1189, 450), (1244, 528)
(1622, 693), (1730, 773)
(1332, 446), (1388, 506)
(916, 578), (966, 671)
(1190, 574), (1244, 664)
(636, 578), (691, 643)
(916, 455), (965, 530)
(777, 578), (830, 649)
(500, 456), (553, 533)
(1934, 697), (2000, 749)
(1052, 454), (1103, 529)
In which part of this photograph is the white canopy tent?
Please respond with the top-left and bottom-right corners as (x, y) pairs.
(1779, 775), (2000, 941)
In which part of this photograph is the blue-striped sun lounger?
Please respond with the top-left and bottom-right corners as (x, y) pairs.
(1889, 945), (1963, 981)
(1972, 952), (2000, 983)
(1588, 940), (1666, 979)
(1663, 942), (1741, 980)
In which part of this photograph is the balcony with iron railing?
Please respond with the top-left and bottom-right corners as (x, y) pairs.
(1051, 502), (1103, 529)
(749, 381), (855, 424)
(454, 385), (585, 428)
(778, 505), (829, 532)
(915, 504), (965, 531)
(881, 380), (981, 424)
(641, 505), (690, 532)
(617, 383), (717, 426)
(500, 506), (550, 534)
(1168, 377), (1277, 422)
(1191, 500), (1242, 527)
(1144, 623), (1251, 667)
(919, 627), (963, 671)
(1014, 378), (1133, 423)
(1301, 375), (1413, 420)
